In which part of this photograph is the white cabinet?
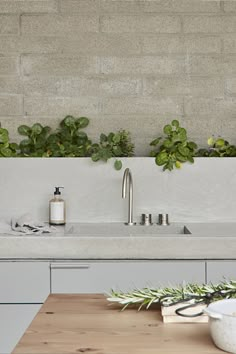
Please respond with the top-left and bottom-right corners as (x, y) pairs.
(207, 261), (236, 283)
(0, 261), (50, 303)
(0, 304), (41, 354)
(0, 261), (49, 354)
(51, 261), (205, 293)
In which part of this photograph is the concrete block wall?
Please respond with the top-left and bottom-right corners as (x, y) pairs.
(0, 0), (236, 155)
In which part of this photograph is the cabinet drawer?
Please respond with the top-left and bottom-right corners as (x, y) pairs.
(51, 261), (205, 293)
(0, 262), (50, 303)
(207, 261), (236, 283)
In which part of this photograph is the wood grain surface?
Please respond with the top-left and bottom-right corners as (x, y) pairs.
(13, 294), (222, 354)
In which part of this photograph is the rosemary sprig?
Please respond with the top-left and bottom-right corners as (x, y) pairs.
(107, 280), (236, 311)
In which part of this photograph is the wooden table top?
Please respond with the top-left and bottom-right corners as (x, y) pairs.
(13, 294), (222, 354)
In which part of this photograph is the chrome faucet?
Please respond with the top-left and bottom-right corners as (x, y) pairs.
(122, 168), (136, 225)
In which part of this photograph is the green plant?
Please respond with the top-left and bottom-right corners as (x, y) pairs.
(91, 130), (135, 170)
(150, 120), (198, 171)
(46, 116), (92, 157)
(107, 280), (236, 311)
(0, 124), (18, 157)
(196, 137), (236, 157)
(18, 123), (51, 157)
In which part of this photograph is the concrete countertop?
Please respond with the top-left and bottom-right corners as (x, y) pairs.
(0, 222), (236, 260)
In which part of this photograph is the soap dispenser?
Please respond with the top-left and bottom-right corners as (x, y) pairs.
(49, 187), (66, 225)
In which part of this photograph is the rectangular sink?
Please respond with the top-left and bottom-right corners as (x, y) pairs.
(65, 223), (191, 237)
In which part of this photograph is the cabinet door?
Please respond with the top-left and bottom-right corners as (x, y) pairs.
(0, 304), (41, 354)
(51, 261), (205, 293)
(0, 261), (50, 303)
(207, 261), (236, 283)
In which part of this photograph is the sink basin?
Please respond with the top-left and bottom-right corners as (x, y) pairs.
(65, 223), (191, 237)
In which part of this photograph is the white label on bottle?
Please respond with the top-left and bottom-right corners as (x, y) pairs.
(50, 202), (64, 222)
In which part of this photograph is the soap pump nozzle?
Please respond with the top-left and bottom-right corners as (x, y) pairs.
(54, 186), (64, 195)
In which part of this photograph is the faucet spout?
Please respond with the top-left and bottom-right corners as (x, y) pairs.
(122, 168), (136, 225)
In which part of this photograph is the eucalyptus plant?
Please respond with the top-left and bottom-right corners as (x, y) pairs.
(150, 120), (198, 171)
(18, 123), (51, 157)
(46, 115), (92, 157)
(0, 124), (18, 157)
(197, 136), (236, 157)
(91, 130), (135, 170)
(2, 115), (236, 172)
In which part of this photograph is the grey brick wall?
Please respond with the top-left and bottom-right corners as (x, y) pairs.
(0, 0), (236, 155)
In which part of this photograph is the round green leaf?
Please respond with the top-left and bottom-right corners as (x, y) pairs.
(32, 123), (43, 135)
(215, 138), (225, 148)
(178, 145), (189, 157)
(18, 125), (31, 136)
(114, 160), (122, 170)
(0, 128), (9, 144)
(163, 125), (172, 135)
(77, 117), (89, 128)
(163, 139), (173, 149)
(175, 151), (187, 162)
(63, 116), (76, 127)
(188, 141), (198, 150)
(91, 153), (100, 162)
(1, 147), (13, 157)
(150, 137), (162, 146)
(207, 137), (215, 146)
(155, 151), (168, 166)
(171, 120), (179, 128)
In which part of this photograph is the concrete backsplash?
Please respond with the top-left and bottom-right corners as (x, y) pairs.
(0, 0), (236, 155)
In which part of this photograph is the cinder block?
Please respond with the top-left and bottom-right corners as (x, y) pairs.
(0, 76), (22, 94)
(60, 33), (141, 55)
(224, 1), (236, 12)
(223, 55), (236, 75)
(226, 78), (236, 95)
(183, 36), (221, 53)
(142, 35), (183, 54)
(143, 77), (223, 97)
(185, 55), (223, 75)
(224, 34), (236, 53)
(142, 35), (221, 54)
(101, 0), (141, 13)
(100, 15), (181, 33)
(102, 97), (183, 115)
(0, 57), (19, 75)
(22, 55), (100, 76)
(23, 76), (142, 96)
(0, 95), (22, 116)
(183, 16), (236, 33)
(141, 0), (220, 13)
(0, 15), (19, 34)
(187, 55), (236, 76)
(24, 97), (101, 117)
(21, 14), (99, 36)
(0, 36), (61, 54)
(60, 0), (100, 13)
(0, 1), (58, 14)
(101, 56), (184, 75)
(184, 97), (236, 116)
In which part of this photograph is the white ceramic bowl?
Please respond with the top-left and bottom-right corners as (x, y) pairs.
(204, 299), (236, 354)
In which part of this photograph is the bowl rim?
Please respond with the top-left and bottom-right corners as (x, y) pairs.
(208, 299), (236, 318)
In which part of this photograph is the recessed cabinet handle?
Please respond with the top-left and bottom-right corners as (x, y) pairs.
(50, 263), (90, 269)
